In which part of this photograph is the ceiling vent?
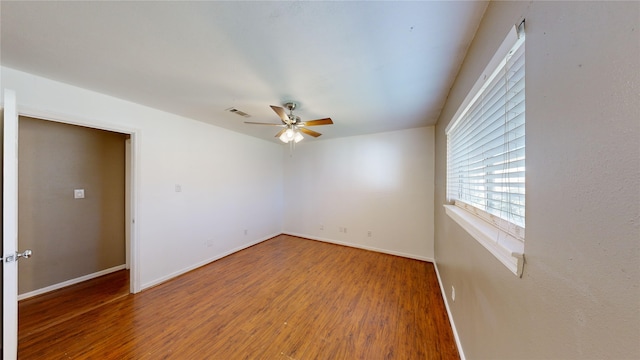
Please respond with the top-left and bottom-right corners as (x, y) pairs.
(226, 107), (251, 118)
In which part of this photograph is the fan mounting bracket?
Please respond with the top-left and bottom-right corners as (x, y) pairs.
(284, 102), (297, 112)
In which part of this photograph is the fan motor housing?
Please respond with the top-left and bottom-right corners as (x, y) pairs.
(288, 115), (301, 124)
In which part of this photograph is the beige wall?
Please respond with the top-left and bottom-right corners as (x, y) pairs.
(18, 116), (127, 294)
(434, 1), (640, 359)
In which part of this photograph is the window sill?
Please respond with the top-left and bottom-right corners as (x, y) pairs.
(444, 205), (524, 277)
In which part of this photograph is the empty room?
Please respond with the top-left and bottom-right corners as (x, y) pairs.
(1, 1), (638, 359)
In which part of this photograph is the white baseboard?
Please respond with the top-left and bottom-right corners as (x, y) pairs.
(283, 232), (434, 262)
(141, 232), (280, 291)
(434, 262), (466, 360)
(18, 264), (126, 301)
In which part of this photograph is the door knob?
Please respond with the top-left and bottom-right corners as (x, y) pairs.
(3, 249), (33, 263)
(15, 249), (33, 261)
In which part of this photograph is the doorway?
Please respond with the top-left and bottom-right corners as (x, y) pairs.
(10, 112), (138, 344)
(2, 93), (141, 357)
(17, 116), (129, 298)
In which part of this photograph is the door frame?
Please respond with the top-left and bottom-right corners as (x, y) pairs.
(13, 107), (141, 294)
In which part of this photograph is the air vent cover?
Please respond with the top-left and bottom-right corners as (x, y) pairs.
(226, 107), (251, 118)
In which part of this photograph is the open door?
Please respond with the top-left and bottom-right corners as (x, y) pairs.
(3, 89), (32, 359)
(3, 88), (19, 359)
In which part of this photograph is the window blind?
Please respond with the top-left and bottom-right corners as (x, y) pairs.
(447, 27), (525, 240)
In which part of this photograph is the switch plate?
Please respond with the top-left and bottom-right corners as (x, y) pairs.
(74, 189), (85, 199)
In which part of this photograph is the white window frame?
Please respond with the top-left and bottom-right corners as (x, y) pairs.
(444, 21), (526, 277)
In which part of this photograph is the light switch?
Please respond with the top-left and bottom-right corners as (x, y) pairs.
(74, 189), (85, 199)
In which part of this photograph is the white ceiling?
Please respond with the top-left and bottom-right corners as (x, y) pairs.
(0, 1), (487, 142)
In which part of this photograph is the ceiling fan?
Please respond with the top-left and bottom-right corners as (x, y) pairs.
(244, 102), (333, 143)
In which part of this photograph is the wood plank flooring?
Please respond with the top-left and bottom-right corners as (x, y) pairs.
(18, 268), (130, 341)
(18, 235), (459, 359)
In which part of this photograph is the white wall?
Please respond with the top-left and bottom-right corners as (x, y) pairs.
(434, 1), (640, 359)
(283, 127), (435, 261)
(1, 66), (284, 291)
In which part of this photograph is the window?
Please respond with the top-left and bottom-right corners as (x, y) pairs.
(444, 21), (526, 276)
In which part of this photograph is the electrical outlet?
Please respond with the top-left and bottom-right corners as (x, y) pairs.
(206, 240), (214, 248)
(175, 184), (182, 192)
(74, 189), (85, 199)
(451, 286), (456, 302)
(244, 229), (248, 235)
(320, 224), (324, 230)
(367, 231), (372, 237)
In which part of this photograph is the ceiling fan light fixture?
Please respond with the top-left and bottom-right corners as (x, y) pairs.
(285, 128), (295, 139)
(279, 132), (291, 143)
(280, 127), (304, 144)
(247, 103), (332, 145)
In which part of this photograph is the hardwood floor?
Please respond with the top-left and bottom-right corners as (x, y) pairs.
(18, 235), (459, 359)
(18, 269), (129, 341)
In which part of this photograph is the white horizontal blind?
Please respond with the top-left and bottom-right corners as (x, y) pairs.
(447, 28), (525, 239)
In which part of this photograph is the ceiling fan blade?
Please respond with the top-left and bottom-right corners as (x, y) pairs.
(270, 105), (289, 124)
(299, 127), (322, 137)
(300, 118), (333, 126)
(244, 121), (284, 126)
(274, 128), (287, 138)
